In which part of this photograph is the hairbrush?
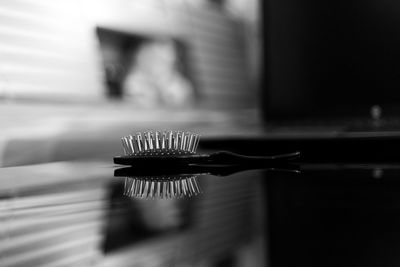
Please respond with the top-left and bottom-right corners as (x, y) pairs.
(115, 163), (300, 199)
(113, 131), (300, 166)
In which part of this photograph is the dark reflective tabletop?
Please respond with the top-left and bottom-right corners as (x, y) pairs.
(1, 161), (400, 267)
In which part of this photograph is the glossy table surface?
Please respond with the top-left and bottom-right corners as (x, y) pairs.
(1, 160), (400, 267)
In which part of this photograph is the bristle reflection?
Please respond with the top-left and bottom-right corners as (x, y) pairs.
(123, 176), (202, 199)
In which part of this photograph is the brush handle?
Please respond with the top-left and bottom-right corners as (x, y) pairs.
(207, 151), (300, 165)
(113, 151), (300, 166)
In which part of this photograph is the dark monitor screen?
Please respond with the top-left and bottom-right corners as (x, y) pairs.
(262, 0), (400, 120)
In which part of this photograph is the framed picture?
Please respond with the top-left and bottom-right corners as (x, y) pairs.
(97, 27), (196, 107)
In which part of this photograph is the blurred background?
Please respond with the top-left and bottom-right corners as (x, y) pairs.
(4, 1), (400, 267)
(0, 0), (262, 167)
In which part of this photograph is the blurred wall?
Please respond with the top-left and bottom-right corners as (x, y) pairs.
(0, 0), (256, 109)
(0, 0), (104, 101)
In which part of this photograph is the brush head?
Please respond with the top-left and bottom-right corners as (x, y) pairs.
(121, 131), (200, 156)
(117, 131), (202, 199)
(123, 175), (202, 199)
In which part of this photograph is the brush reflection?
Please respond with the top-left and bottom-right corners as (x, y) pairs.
(115, 163), (300, 201)
(123, 175), (202, 199)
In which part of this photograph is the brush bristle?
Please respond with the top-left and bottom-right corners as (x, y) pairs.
(121, 131), (200, 156)
(123, 176), (202, 199)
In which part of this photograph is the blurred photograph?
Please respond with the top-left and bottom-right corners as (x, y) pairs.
(2, 0), (400, 266)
